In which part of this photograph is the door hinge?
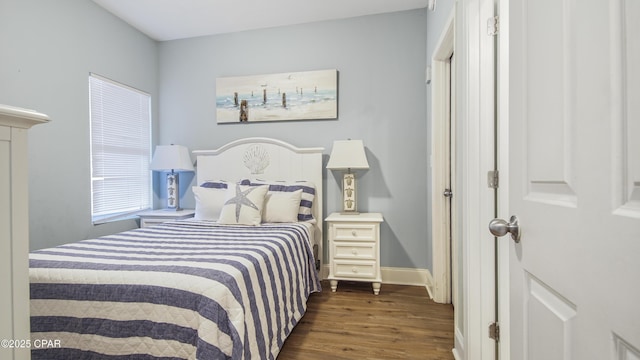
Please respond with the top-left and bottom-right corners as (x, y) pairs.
(488, 170), (499, 189)
(487, 16), (499, 36)
(489, 322), (500, 342)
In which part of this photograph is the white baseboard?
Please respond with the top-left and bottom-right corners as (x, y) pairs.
(452, 348), (462, 360)
(320, 264), (329, 280)
(320, 265), (434, 295)
(453, 327), (464, 360)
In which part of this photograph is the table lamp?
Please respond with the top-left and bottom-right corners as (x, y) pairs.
(326, 139), (369, 213)
(150, 144), (194, 211)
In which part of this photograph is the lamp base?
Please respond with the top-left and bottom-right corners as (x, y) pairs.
(165, 172), (181, 211)
(341, 172), (358, 213)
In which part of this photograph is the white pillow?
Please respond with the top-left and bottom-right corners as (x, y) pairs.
(262, 189), (302, 223)
(218, 185), (269, 226)
(193, 186), (227, 221)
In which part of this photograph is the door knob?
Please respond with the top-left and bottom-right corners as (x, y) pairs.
(489, 215), (521, 243)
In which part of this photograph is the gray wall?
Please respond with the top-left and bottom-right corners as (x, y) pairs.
(0, 0), (158, 250)
(1, 2), (434, 271)
(158, 10), (431, 269)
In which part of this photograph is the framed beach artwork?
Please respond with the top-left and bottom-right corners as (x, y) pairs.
(216, 69), (338, 123)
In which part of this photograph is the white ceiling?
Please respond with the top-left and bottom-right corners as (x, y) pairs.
(92, 0), (431, 41)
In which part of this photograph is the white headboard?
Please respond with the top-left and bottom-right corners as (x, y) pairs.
(193, 137), (324, 268)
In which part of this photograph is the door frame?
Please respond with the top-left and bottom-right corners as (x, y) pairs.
(454, 0), (499, 358)
(431, 9), (455, 305)
(432, 1), (502, 358)
(496, 0), (511, 356)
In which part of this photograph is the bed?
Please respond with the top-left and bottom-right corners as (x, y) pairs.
(29, 137), (324, 360)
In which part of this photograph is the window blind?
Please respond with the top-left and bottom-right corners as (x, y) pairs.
(89, 73), (151, 221)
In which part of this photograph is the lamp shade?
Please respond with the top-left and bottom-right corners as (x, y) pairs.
(326, 140), (369, 170)
(150, 145), (194, 172)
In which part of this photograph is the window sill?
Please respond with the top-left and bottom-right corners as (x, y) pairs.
(92, 209), (150, 225)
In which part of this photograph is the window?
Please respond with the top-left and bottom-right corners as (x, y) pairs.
(89, 73), (152, 223)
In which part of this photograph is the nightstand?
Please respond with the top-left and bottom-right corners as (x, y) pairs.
(138, 209), (195, 228)
(325, 212), (384, 295)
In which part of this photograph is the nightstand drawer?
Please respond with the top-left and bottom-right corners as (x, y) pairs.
(333, 260), (377, 279)
(325, 212), (383, 294)
(334, 242), (376, 260)
(334, 224), (376, 241)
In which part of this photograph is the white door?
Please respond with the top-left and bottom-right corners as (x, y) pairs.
(497, 0), (640, 359)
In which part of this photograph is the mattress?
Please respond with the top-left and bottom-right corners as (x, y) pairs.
(29, 220), (321, 360)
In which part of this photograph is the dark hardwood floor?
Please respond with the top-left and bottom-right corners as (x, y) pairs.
(278, 280), (455, 360)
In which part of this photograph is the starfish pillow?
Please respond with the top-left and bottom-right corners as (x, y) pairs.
(218, 184), (269, 225)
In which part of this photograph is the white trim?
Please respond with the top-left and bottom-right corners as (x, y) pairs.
(477, 1), (498, 358)
(320, 264), (330, 280)
(380, 266), (432, 287)
(453, 327), (465, 360)
(457, 0), (498, 358)
(0, 104), (49, 129)
(321, 265), (434, 291)
(431, 7), (456, 305)
(497, 0), (511, 356)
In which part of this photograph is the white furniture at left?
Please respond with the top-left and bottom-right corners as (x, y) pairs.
(0, 105), (49, 360)
(138, 208), (195, 228)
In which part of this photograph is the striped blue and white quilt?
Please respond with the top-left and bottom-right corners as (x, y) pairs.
(29, 220), (321, 360)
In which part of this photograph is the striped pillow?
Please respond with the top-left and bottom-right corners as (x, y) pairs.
(247, 180), (316, 223)
(199, 180), (232, 189)
(194, 181), (239, 221)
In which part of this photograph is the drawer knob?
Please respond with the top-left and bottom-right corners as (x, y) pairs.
(351, 248), (358, 255)
(352, 267), (358, 273)
(352, 230), (357, 236)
